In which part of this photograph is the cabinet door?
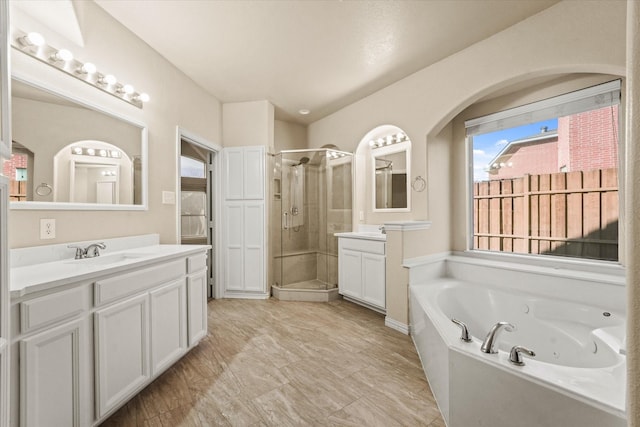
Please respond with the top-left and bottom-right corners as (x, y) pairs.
(187, 270), (208, 346)
(224, 148), (244, 200)
(339, 249), (363, 299)
(224, 203), (244, 291)
(243, 202), (265, 292)
(95, 294), (150, 418)
(150, 280), (187, 375)
(243, 147), (264, 200)
(20, 318), (87, 427)
(362, 253), (386, 309)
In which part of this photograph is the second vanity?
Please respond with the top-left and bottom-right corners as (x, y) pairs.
(9, 234), (209, 427)
(335, 230), (386, 313)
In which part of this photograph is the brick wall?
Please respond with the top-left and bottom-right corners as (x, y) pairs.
(491, 140), (558, 179)
(565, 105), (618, 171)
(3, 153), (28, 180)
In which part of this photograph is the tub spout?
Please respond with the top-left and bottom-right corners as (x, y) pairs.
(481, 321), (515, 354)
(451, 318), (472, 342)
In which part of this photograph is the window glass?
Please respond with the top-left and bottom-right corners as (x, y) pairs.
(181, 156), (206, 178)
(470, 103), (619, 261)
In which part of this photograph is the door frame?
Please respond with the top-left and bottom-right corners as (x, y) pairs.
(176, 127), (221, 298)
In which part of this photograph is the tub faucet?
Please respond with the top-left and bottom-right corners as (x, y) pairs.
(378, 225), (386, 234)
(509, 345), (536, 366)
(481, 321), (515, 354)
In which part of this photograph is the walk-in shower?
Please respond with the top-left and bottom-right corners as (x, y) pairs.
(271, 149), (353, 300)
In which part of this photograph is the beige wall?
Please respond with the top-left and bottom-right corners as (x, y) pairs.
(309, 0), (627, 331)
(274, 119), (307, 152)
(309, 0), (626, 260)
(9, 1), (222, 248)
(222, 100), (275, 149)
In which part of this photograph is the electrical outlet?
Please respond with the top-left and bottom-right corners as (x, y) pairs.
(40, 218), (56, 240)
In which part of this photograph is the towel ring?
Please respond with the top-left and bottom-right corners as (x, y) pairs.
(412, 176), (426, 192)
(35, 183), (53, 196)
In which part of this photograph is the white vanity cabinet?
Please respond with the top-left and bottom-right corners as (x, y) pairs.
(10, 246), (209, 427)
(337, 236), (386, 312)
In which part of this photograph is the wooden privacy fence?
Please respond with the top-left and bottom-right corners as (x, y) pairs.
(9, 180), (26, 201)
(473, 168), (618, 261)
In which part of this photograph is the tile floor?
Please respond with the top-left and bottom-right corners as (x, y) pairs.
(102, 298), (445, 426)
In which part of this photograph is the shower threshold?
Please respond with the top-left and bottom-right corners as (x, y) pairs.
(272, 280), (340, 302)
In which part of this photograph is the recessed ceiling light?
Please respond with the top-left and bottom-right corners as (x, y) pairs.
(298, 109), (310, 115)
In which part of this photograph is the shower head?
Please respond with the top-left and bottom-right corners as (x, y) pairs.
(297, 156), (310, 166)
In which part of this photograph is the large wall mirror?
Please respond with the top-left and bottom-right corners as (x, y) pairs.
(371, 140), (411, 211)
(7, 77), (147, 210)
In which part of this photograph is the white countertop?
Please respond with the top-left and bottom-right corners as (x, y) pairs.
(10, 244), (210, 299)
(334, 232), (387, 242)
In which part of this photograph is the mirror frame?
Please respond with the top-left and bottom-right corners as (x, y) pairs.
(9, 73), (148, 211)
(371, 141), (411, 213)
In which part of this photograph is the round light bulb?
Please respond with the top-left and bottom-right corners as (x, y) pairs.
(80, 62), (97, 74)
(137, 93), (150, 103)
(72, 147), (82, 154)
(52, 49), (73, 62)
(24, 32), (45, 47)
(102, 74), (117, 85)
(123, 84), (135, 95)
(86, 148), (95, 156)
(99, 149), (107, 157)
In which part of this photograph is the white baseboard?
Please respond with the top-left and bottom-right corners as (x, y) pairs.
(223, 292), (269, 300)
(385, 317), (409, 335)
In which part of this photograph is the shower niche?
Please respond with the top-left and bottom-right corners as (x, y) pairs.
(271, 149), (353, 301)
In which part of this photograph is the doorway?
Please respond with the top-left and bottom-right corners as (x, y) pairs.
(179, 135), (218, 298)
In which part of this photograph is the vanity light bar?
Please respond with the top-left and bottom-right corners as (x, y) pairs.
(369, 132), (408, 148)
(12, 30), (150, 109)
(71, 146), (122, 158)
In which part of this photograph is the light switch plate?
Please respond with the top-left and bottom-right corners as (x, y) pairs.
(162, 191), (176, 205)
(40, 218), (56, 239)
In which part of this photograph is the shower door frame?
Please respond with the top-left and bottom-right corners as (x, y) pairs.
(274, 149), (352, 291)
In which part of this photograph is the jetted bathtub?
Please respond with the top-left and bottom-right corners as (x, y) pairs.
(408, 256), (626, 427)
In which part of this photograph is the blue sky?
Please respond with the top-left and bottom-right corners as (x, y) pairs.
(472, 118), (557, 181)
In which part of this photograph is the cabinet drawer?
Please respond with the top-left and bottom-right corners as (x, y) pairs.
(94, 259), (185, 306)
(187, 253), (207, 273)
(21, 286), (88, 333)
(339, 238), (385, 255)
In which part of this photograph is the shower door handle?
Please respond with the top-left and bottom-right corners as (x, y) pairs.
(283, 212), (289, 230)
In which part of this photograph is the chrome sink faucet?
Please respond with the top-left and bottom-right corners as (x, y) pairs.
(481, 321), (516, 354)
(378, 225), (386, 234)
(68, 242), (107, 259)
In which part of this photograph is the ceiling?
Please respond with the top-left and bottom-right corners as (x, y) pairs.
(94, 0), (559, 125)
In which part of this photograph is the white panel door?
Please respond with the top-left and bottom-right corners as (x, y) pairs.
(20, 318), (87, 427)
(187, 270), (208, 346)
(243, 147), (264, 200)
(339, 249), (363, 299)
(94, 294), (150, 418)
(243, 202), (265, 292)
(150, 279), (187, 375)
(224, 148), (244, 200)
(362, 253), (386, 309)
(224, 203), (244, 291)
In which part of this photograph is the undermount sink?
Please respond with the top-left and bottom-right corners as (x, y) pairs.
(64, 252), (147, 266)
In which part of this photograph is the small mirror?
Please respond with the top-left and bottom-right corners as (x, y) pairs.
(7, 77), (147, 210)
(372, 141), (411, 211)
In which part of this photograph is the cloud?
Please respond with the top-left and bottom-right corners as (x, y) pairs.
(495, 139), (509, 147)
(473, 149), (485, 155)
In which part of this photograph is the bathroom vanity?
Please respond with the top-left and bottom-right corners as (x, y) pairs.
(9, 235), (209, 426)
(336, 231), (386, 312)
